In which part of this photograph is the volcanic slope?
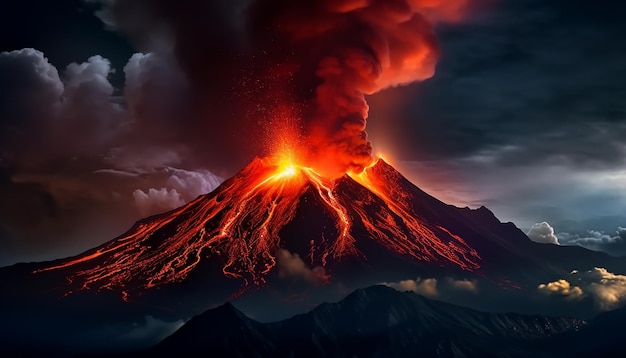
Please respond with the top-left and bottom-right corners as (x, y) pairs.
(2, 157), (625, 316)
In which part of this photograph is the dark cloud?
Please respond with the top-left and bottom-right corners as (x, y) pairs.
(369, 0), (626, 169)
(363, 1), (626, 242)
(85, 0), (261, 170)
(557, 227), (626, 257)
(0, 48), (223, 266)
(0, 0), (135, 85)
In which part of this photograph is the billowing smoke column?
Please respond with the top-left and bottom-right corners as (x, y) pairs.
(247, 0), (468, 176)
(80, 0), (469, 176)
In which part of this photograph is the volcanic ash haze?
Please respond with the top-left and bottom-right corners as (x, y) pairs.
(244, 0), (469, 176)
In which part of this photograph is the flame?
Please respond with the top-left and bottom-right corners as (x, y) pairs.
(35, 152), (480, 299)
(274, 153), (298, 179)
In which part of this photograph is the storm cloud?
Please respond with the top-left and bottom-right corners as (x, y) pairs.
(0, 48), (221, 266)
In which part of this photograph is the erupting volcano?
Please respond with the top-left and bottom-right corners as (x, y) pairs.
(34, 152), (482, 300)
(5, 0), (503, 310)
(16, 0), (546, 309)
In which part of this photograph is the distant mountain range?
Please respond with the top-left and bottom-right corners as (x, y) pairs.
(148, 285), (588, 358)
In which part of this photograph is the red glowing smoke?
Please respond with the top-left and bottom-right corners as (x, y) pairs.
(247, 0), (470, 176)
(85, 0), (472, 175)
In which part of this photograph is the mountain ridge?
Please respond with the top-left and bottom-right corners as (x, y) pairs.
(149, 284), (586, 358)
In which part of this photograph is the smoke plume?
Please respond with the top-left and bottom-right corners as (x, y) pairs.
(246, 0), (468, 175)
(0, 0), (472, 264)
(90, 0), (469, 177)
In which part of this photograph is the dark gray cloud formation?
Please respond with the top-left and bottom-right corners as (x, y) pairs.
(0, 48), (222, 266)
(370, 0), (626, 168)
(558, 227), (626, 257)
(371, 0), (626, 234)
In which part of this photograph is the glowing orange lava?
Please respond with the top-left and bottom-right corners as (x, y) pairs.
(35, 153), (481, 298)
(348, 157), (481, 271)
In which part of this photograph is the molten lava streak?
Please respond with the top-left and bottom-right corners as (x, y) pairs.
(35, 154), (480, 298)
(349, 158), (480, 271)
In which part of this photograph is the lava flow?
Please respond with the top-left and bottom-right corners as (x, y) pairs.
(35, 153), (481, 298)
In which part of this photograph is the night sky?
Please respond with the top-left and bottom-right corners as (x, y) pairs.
(1, 0), (625, 266)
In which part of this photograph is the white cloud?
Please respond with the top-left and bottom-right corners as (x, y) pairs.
(384, 277), (439, 297)
(580, 267), (626, 311)
(166, 167), (222, 200)
(0, 48), (64, 107)
(537, 279), (584, 300)
(64, 55), (113, 92)
(275, 249), (328, 284)
(381, 277), (478, 297)
(538, 267), (626, 311)
(447, 277), (478, 293)
(527, 222), (560, 245)
(133, 188), (184, 216)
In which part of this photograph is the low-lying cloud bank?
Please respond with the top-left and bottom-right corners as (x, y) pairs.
(527, 221), (626, 257)
(538, 267), (626, 311)
(381, 276), (478, 298)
